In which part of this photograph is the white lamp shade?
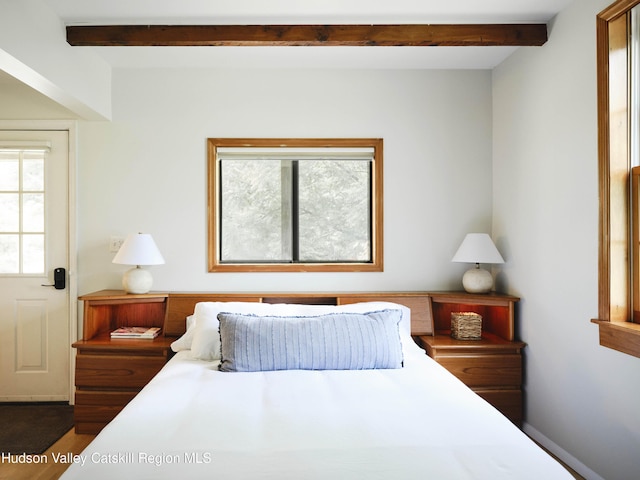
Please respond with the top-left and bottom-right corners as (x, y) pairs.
(451, 233), (504, 265)
(113, 233), (165, 266)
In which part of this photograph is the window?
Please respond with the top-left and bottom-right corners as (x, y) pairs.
(208, 138), (383, 272)
(595, 0), (640, 358)
(0, 144), (48, 275)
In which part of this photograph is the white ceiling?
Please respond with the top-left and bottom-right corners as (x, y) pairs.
(43, 0), (575, 70)
(46, 0), (572, 24)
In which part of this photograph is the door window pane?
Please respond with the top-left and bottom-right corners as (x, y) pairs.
(0, 193), (19, 231)
(0, 154), (18, 190)
(22, 193), (44, 232)
(0, 149), (46, 274)
(22, 234), (44, 274)
(22, 156), (44, 191)
(0, 235), (19, 273)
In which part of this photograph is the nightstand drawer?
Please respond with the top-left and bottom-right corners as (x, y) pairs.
(75, 354), (166, 388)
(436, 354), (521, 387)
(474, 388), (523, 424)
(74, 391), (138, 434)
(75, 390), (138, 407)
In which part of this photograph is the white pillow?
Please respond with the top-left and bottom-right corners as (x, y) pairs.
(263, 302), (415, 359)
(170, 315), (196, 352)
(190, 302), (274, 360)
(188, 300), (412, 361)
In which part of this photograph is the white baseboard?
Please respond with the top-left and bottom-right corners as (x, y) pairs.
(523, 422), (604, 480)
(0, 395), (69, 402)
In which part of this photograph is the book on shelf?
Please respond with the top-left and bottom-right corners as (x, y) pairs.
(110, 326), (161, 339)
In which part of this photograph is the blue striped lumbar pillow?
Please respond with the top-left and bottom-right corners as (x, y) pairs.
(217, 310), (403, 372)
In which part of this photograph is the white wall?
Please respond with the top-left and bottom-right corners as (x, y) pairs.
(0, 77), (77, 119)
(0, 0), (111, 120)
(493, 0), (640, 479)
(77, 68), (494, 294)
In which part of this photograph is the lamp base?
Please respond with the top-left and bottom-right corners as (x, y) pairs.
(122, 266), (153, 294)
(461, 265), (493, 294)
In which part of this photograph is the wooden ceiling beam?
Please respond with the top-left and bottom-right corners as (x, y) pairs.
(66, 24), (547, 47)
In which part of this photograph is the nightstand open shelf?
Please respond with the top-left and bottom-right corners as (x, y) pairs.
(414, 292), (525, 425)
(72, 290), (173, 434)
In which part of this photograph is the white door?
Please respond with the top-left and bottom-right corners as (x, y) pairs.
(0, 130), (70, 401)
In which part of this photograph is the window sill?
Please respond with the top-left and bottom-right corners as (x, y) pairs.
(591, 319), (640, 358)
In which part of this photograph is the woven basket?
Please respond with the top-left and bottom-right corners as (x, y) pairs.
(451, 312), (482, 340)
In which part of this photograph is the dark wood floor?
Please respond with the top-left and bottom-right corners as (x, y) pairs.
(1, 428), (95, 480)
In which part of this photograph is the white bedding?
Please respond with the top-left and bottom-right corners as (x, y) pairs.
(61, 304), (572, 480)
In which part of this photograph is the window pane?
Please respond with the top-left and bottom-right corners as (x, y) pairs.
(0, 149), (48, 276)
(298, 160), (371, 262)
(0, 155), (19, 190)
(22, 193), (44, 232)
(22, 234), (44, 274)
(0, 193), (19, 231)
(220, 160), (292, 262)
(22, 155), (44, 191)
(0, 234), (19, 273)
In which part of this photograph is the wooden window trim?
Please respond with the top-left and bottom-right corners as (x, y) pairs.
(207, 138), (384, 273)
(633, 166), (640, 321)
(594, 0), (640, 358)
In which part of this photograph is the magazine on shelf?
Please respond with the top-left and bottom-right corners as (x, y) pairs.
(110, 326), (161, 339)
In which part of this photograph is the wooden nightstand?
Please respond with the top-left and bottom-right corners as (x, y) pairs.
(72, 290), (173, 434)
(414, 292), (525, 426)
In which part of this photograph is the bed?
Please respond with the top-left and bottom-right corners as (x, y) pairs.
(61, 295), (572, 479)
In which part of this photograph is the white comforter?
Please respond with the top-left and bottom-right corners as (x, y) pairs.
(61, 339), (572, 479)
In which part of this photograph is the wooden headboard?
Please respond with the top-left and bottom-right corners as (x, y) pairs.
(164, 292), (433, 337)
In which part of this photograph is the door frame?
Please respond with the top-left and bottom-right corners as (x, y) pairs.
(0, 119), (78, 402)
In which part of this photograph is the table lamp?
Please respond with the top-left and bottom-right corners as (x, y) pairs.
(112, 233), (165, 294)
(451, 233), (504, 293)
